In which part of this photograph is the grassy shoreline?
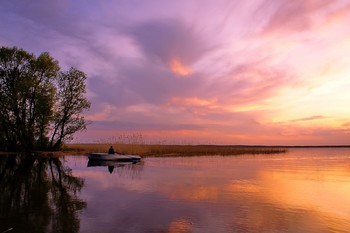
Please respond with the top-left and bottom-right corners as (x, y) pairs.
(61, 143), (288, 157)
(4, 144), (350, 158)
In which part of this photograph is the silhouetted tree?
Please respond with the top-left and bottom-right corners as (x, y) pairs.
(49, 68), (90, 150)
(0, 46), (90, 151)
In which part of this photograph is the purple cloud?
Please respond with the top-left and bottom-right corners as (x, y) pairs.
(127, 19), (209, 65)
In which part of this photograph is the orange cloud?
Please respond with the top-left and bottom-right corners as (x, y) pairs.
(166, 97), (220, 117)
(168, 97), (218, 108)
(169, 57), (192, 76)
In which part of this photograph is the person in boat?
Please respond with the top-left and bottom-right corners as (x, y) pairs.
(108, 146), (115, 154)
(108, 166), (114, 174)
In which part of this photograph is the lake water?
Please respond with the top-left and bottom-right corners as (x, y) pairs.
(1, 148), (350, 233)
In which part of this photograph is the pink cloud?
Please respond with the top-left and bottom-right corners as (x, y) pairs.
(290, 115), (327, 122)
(258, 0), (333, 35)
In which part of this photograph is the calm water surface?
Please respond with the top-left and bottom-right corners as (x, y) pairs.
(1, 148), (350, 232)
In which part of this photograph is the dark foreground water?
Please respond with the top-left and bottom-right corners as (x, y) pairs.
(1, 148), (350, 233)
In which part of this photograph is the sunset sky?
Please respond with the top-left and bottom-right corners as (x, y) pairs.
(1, 0), (350, 145)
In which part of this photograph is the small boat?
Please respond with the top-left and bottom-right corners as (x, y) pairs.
(88, 153), (142, 162)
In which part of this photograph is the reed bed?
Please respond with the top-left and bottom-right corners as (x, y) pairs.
(63, 143), (287, 157)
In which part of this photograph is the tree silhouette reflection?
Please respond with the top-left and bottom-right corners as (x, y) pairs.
(0, 154), (86, 233)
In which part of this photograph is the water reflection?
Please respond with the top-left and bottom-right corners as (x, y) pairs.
(0, 154), (86, 233)
(87, 159), (142, 175)
(4, 149), (350, 232)
(76, 150), (350, 232)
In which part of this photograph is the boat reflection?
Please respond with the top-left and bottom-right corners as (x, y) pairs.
(0, 153), (86, 233)
(87, 159), (144, 175)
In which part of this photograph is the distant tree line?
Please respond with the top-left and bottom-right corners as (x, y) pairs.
(0, 46), (90, 152)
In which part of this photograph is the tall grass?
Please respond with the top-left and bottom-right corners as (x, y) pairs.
(63, 143), (287, 157)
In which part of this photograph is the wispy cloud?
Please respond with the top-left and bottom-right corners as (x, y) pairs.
(290, 115), (328, 122)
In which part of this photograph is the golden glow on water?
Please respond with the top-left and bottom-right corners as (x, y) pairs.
(167, 218), (193, 233)
(226, 180), (262, 193)
(68, 149), (350, 232)
(166, 185), (219, 202)
(260, 168), (350, 219)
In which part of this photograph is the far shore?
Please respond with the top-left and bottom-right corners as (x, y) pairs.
(67, 143), (293, 157)
(1, 144), (288, 157)
(2, 144), (350, 158)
